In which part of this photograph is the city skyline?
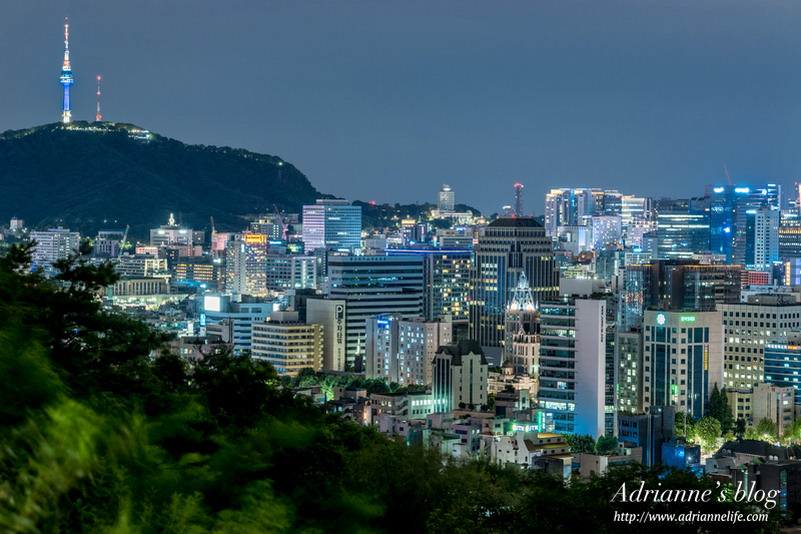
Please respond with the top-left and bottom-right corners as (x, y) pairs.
(2, 2), (801, 214)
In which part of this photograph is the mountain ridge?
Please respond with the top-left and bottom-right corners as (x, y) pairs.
(0, 121), (324, 236)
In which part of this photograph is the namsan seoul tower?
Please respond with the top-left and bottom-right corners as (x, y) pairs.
(59, 18), (74, 123)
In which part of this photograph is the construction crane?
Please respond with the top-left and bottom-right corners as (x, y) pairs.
(273, 204), (287, 240)
(117, 224), (130, 261)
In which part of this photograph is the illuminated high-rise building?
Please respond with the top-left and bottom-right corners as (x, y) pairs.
(718, 295), (801, 390)
(431, 340), (488, 412)
(514, 183), (524, 217)
(620, 195), (653, 224)
(779, 210), (801, 259)
(706, 184), (781, 265)
(621, 260), (741, 330)
(655, 198), (710, 259)
(544, 188), (622, 237)
(387, 248), (471, 323)
(744, 208), (779, 271)
(264, 254), (317, 292)
(642, 309), (724, 419)
(326, 254), (424, 370)
(59, 18), (74, 124)
(224, 233), (269, 296)
(365, 315), (452, 385)
(538, 298), (607, 437)
(29, 227), (81, 269)
(469, 218), (558, 361)
(438, 184), (455, 212)
(251, 311), (324, 375)
(302, 199), (362, 253)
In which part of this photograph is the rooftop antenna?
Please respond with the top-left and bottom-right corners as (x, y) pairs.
(96, 75), (102, 121)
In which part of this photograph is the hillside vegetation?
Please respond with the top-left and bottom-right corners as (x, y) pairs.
(0, 122), (321, 235)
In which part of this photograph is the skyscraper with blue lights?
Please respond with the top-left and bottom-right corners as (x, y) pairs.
(706, 184), (780, 265)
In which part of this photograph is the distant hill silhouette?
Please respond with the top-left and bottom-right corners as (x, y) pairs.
(0, 122), (323, 236)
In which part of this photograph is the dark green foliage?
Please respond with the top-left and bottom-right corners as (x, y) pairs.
(707, 384), (734, 435)
(675, 411), (696, 439)
(696, 416), (722, 449)
(565, 434), (596, 454)
(596, 435), (619, 454)
(735, 418), (747, 440)
(756, 418), (780, 442)
(0, 122), (321, 235)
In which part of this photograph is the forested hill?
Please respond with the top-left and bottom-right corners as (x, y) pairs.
(0, 122), (322, 235)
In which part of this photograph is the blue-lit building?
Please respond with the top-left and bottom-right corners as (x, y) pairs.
(617, 406), (675, 466)
(655, 198), (710, 260)
(706, 184), (781, 265)
(538, 298), (607, 437)
(744, 208), (780, 271)
(661, 441), (701, 470)
(302, 199), (362, 253)
(765, 339), (801, 408)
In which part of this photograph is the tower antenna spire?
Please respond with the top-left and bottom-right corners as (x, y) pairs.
(59, 17), (74, 123)
(96, 75), (102, 121)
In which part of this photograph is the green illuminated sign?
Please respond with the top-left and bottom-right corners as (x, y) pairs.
(680, 316), (696, 322)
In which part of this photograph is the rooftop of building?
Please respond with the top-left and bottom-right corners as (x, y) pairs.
(437, 339), (488, 365)
(715, 440), (790, 461)
(487, 217), (542, 228)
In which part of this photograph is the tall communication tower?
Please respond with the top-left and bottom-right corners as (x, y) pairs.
(96, 75), (102, 121)
(59, 18), (74, 123)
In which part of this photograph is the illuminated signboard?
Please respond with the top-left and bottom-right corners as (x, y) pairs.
(335, 304), (345, 368)
(680, 315), (696, 322)
(243, 233), (268, 244)
(656, 313), (666, 326)
(204, 295), (221, 312)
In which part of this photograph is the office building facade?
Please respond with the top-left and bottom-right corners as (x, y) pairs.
(365, 315), (452, 385)
(302, 199), (362, 253)
(538, 298), (607, 437)
(326, 255), (424, 370)
(431, 340), (488, 412)
(251, 311), (324, 375)
(30, 227), (81, 268)
(642, 310), (724, 419)
(224, 233), (269, 296)
(719, 296), (801, 389)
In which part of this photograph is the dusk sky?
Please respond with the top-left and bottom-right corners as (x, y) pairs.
(3, 1), (801, 214)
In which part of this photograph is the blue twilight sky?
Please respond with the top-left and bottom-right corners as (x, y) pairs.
(2, 1), (801, 215)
